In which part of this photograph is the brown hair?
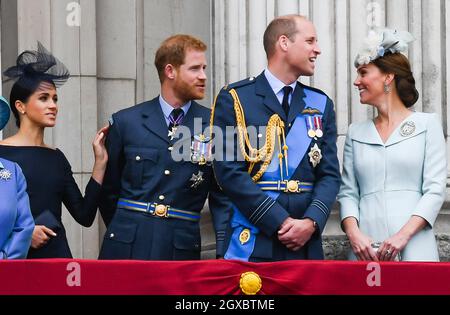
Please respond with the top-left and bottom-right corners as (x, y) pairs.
(372, 52), (419, 108)
(154, 34), (207, 83)
(263, 15), (305, 58)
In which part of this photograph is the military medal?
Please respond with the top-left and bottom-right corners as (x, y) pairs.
(239, 228), (251, 245)
(306, 116), (316, 138)
(191, 134), (212, 165)
(400, 121), (415, 137)
(168, 127), (177, 140)
(314, 116), (323, 138)
(168, 110), (184, 140)
(308, 143), (322, 167)
(190, 170), (204, 188)
(0, 168), (12, 181)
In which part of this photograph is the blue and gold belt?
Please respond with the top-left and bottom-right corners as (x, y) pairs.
(117, 198), (201, 222)
(256, 180), (314, 193)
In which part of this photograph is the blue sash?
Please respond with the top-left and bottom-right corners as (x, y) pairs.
(224, 88), (327, 261)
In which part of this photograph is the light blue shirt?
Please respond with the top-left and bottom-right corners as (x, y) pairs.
(159, 95), (191, 127)
(264, 68), (297, 107)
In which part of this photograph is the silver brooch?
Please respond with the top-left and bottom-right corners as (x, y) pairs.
(0, 168), (12, 181)
(400, 121), (415, 137)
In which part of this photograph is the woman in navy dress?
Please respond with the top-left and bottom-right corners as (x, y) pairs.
(0, 96), (34, 259)
(0, 42), (108, 258)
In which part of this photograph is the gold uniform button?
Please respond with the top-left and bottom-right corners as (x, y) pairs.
(159, 195), (165, 201)
(135, 156), (141, 161)
(164, 170), (170, 175)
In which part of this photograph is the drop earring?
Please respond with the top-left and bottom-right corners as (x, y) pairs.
(384, 83), (391, 93)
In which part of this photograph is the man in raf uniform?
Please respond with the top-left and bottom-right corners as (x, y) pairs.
(211, 15), (341, 261)
(99, 34), (231, 260)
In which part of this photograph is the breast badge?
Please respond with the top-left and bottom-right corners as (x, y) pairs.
(308, 143), (322, 168)
(190, 171), (204, 188)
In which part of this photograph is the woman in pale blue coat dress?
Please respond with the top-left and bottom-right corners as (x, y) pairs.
(0, 96), (34, 259)
(338, 29), (446, 262)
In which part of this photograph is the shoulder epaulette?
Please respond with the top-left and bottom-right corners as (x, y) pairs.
(300, 83), (328, 97)
(223, 76), (256, 91)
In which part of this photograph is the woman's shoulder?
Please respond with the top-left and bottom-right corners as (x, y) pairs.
(411, 111), (440, 123)
(346, 119), (374, 137)
(52, 149), (73, 170)
(0, 157), (23, 178)
(408, 112), (443, 134)
(0, 156), (15, 169)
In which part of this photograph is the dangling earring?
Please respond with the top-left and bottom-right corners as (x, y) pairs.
(384, 83), (391, 93)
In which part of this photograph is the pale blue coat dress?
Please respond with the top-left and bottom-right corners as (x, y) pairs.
(338, 112), (446, 261)
(0, 157), (34, 259)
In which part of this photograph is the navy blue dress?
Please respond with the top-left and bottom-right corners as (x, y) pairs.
(0, 145), (101, 258)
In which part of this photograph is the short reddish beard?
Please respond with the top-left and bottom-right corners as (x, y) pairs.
(173, 77), (205, 102)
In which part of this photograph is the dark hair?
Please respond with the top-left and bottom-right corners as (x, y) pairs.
(263, 15), (304, 58)
(372, 52), (419, 108)
(154, 34), (207, 83)
(9, 77), (55, 127)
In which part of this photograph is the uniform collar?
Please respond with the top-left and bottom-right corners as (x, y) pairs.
(159, 95), (191, 121)
(264, 68), (297, 98)
(0, 160), (4, 169)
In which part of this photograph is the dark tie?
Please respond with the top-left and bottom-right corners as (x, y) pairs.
(281, 86), (292, 118)
(168, 108), (184, 131)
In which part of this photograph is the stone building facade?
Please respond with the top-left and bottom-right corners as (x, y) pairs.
(1, 0), (449, 260)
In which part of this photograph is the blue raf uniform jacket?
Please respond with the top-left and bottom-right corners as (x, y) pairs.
(0, 158), (34, 259)
(99, 97), (232, 260)
(212, 73), (341, 261)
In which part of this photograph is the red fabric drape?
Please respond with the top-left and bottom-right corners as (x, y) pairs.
(1, 259), (449, 295)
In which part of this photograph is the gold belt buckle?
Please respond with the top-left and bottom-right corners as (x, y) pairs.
(286, 180), (299, 193)
(153, 204), (169, 217)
